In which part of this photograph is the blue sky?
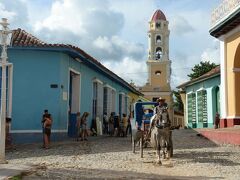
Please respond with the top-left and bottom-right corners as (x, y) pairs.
(0, 0), (222, 88)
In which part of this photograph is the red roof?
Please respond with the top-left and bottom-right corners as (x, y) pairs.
(11, 28), (143, 96)
(151, 9), (166, 21)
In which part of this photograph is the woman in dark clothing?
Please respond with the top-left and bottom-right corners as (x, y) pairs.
(108, 112), (114, 136)
(44, 114), (52, 149)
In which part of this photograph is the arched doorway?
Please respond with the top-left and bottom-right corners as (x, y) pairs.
(234, 43), (240, 116)
(212, 86), (220, 125)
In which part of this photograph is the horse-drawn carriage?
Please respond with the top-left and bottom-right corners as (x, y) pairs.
(131, 102), (173, 164)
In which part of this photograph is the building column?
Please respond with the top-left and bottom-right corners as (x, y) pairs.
(179, 92), (186, 127)
(207, 88), (214, 127)
(219, 40), (228, 128)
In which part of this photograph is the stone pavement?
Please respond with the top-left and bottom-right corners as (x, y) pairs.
(0, 163), (35, 180)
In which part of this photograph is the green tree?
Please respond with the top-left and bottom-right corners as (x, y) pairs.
(188, 61), (218, 80)
(172, 90), (183, 113)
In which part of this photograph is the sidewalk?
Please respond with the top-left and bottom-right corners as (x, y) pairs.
(0, 163), (35, 180)
(196, 127), (240, 145)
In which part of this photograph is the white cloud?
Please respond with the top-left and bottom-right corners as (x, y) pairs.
(31, 0), (146, 63)
(171, 39), (220, 89)
(201, 39), (220, 64)
(92, 35), (145, 62)
(170, 15), (194, 36)
(0, 4), (16, 19)
(103, 57), (147, 86)
(0, 0), (222, 89)
(34, 0), (123, 38)
(93, 36), (113, 54)
(0, 0), (30, 29)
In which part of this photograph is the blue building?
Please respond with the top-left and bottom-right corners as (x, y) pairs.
(177, 66), (220, 128)
(5, 29), (142, 143)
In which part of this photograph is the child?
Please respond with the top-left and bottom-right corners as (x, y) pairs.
(76, 112), (81, 141)
(80, 112), (89, 141)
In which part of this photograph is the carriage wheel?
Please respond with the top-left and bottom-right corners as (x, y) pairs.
(169, 133), (173, 157)
(132, 135), (135, 153)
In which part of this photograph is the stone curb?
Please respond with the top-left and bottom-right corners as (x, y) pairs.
(0, 164), (36, 180)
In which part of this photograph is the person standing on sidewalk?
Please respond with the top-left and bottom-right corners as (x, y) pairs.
(125, 115), (132, 136)
(42, 109), (49, 147)
(44, 114), (52, 149)
(103, 112), (108, 134)
(122, 114), (128, 137)
(108, 112), (114, 136)
(214, 113), (220, 129)
(80, 112), (89, 141)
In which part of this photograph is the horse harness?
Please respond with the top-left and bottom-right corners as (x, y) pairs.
(154, 106), (170, 129)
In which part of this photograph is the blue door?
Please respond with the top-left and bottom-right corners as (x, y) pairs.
(67, 71), (80, 137)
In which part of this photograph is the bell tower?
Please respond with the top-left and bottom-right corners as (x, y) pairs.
(138, 9), (172, 118)
(147, 9), (171, 91)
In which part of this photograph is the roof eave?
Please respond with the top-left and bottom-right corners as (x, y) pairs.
(10, 46), (142, 96)
(177, 73), (220, 89)
(209, 7), (240, 38)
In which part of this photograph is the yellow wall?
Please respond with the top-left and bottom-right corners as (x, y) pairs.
(226, 31), (240, 116)
(127, 92), (140, 116)
(173, 114), (184, 127)
(150, 62), (170, 91)
(180, 92), (187, 126)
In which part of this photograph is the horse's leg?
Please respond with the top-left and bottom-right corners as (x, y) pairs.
(156, 145), (161, 164)
(166, 131), (171, 159)
(156, 135), (162, 165)
(162, 138), (166, 159)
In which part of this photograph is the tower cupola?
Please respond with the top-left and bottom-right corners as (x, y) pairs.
(151, 9), (167, 21)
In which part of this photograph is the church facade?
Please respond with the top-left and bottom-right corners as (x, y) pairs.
(138, 9), (173, 118)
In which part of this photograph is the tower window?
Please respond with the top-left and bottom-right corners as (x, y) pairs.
(156, 35), (161, 43)
(155, 47), (162, 60)
(156, 22), (161, 28)
(155, 71), (161, 76)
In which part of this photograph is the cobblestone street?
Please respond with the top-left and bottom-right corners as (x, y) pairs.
(6, 129), (240, 179)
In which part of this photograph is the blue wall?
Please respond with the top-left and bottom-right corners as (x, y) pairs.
(185, 75), (220, 128)
(9, 49), (65, 131)
(8, 48), (131, 133)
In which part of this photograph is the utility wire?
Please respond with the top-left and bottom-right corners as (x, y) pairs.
(117, 66), (192, 75)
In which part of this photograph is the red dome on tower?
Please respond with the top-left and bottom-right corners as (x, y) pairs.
(151, 9), (166, 21)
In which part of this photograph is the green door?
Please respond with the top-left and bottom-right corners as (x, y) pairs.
(188, 93), (196, 128)
(197, 90), (208, 128)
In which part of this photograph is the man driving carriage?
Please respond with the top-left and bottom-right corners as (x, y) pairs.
(151, 97), (171, 129)
(131, 99), (173, 162)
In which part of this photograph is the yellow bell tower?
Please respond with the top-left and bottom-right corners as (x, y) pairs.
(138, 9), (172, 115)
(147, 9), (171, 92)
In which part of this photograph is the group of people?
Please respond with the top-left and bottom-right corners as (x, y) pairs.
(103, 112), (131, 137)
(38, 97), (222, 150)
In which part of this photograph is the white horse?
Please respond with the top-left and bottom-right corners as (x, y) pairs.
(150, 108), (172, 164)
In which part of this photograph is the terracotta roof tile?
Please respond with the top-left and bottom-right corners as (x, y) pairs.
(151, 9), (166, 21)
(11, 28), (142, 96)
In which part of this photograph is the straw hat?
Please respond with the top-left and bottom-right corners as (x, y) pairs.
(157, 97), (165, 102)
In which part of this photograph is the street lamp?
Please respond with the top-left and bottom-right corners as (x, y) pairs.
(0, 18), (12, 163)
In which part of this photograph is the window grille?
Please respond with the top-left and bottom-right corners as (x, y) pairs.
(187, 93), (196, 127)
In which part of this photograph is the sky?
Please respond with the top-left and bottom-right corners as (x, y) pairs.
(0, 0), (222, 89)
